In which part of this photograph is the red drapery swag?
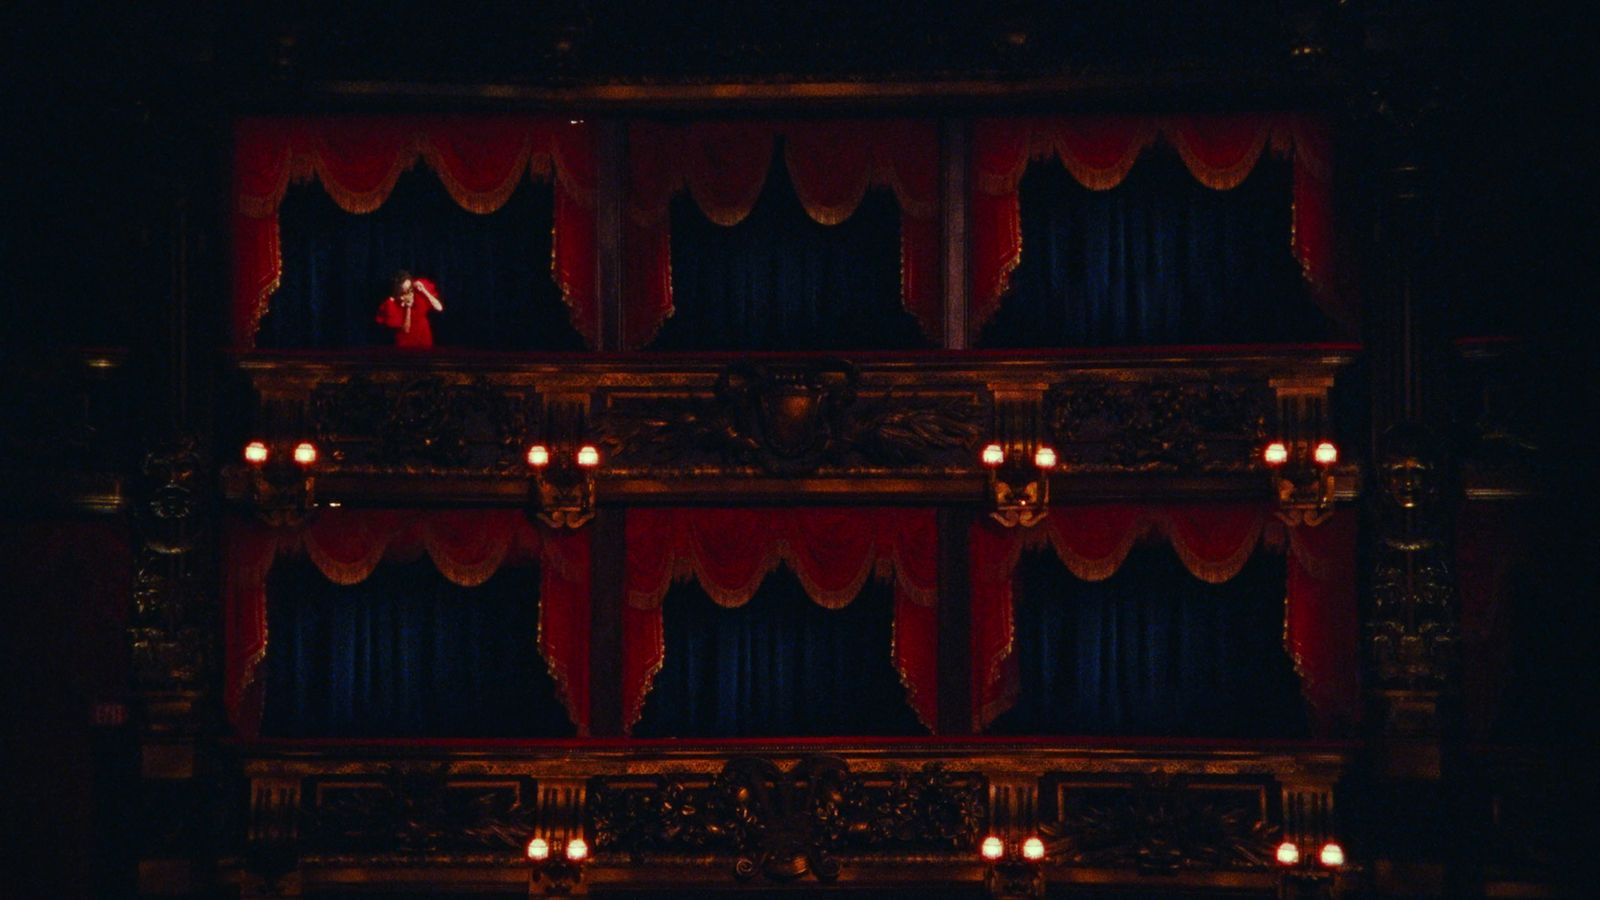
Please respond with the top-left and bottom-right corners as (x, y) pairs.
(970, 504), (1360, 734)
(232, 116), (598, 347)
(223, 510), (592, 737)
(624, 120), (941, 348)
(622, 508), (940, 732)
(970, 115), (1342, 342)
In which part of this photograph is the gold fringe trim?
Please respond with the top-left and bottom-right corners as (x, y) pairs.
(236, 643), (268, 695)
(1166, 124), (1270, 191)
(785, 141), (872, 226)
(688, 177), (769, 227)
(538, 593), (586, 735)
(548, 145), (597, 211)
(969, 225), (1024, 343)
(625, 237), (676, 350)
(1159, 511), (1266, 584)
(1050, 124), (1156, 192)
(624, 633), (667, 735)
(237, 145), (296, 218)
(419, 134), (532, 214)
(305, 535), (388, 586)
(245, 235), (282, 346)
(1286, 527), (1339, 583)
(891, 614), (938, 734)
(426, 540), (513, 587)
(1049, 519), (1150, 582)
(873, 159), (938, 220)
(974, 146), (1031, 196)
(311, 138), (422, 214)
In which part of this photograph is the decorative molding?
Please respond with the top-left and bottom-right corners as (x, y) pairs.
(1046, 380), (1270, 474)
(130, 437), (210, 694)
(1042, 773), (1279, 874)
(308, 374), (535, 473)
(590, 756), (984, 883)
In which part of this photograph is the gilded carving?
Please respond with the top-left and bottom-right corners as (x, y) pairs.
(309, 374), (534, 472)
(130, 438), (209, 691)
(1046, 381), (1270, 473)
(1042, 774), (1279, 874)
(589, 757), (984, 882)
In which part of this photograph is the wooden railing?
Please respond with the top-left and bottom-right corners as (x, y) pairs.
(225, 737), (1352, 897)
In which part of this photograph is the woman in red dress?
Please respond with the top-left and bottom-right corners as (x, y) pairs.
(375, 270), (444, 348)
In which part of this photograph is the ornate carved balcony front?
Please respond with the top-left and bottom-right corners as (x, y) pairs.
(222, 346), (1360, 509)
(226, 738), (1351, 897)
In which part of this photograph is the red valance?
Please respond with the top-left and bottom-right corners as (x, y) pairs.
(970, 504), (1359, 733)
(624, 120), (941, 348)
(970, 115), (1341, 341)
(622, 508), (939, 732)
(231, 116), (597, 347)
(223, 510), (591, 736)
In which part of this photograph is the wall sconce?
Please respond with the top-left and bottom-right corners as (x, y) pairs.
(525, 398), (601, 529)
(982, 387), (1056, 528)
(1266, 377), (1340, 527)
(980, 833), (1047, 899)
(1274, 837), (1349, 899)
(526, 834), (588, 895)
(239, 438), (319, 526)
(981, 441), (1057, 529)
(527, 442), (600, 528)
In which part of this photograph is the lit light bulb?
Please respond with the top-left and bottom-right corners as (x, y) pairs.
(566, 837), (589, 862)
(1319, 842), (1345, 868)
(243, 441), (269, 465)
(526, 837), (549, 861)
(1276, 840), (1300, 866)
(1022, 836), (1045, 861)
(981, 443), (1005, 467)
(576, 445), (600, 468)
(1263, 441), (1289, 466)
(1313, 441), (1338, 466)
(527, 445), (550, 468)
(1033, 446), (1057, 470)
(980, 835), (1004, 861)
(292, 441), (318, 466)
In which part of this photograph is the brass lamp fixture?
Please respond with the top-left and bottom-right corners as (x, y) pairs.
(526, 399), (600, 529)
(1274, 836), (1349, 899)
(980, 833), (1047, 899)
(239, 438), (319, 525)
(982, 388), (1057, 528)
(525, 833), (589, 896)
(1264, 377), (1340, 526)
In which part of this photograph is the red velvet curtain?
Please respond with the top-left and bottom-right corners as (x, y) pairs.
(621, 508), (939, 732)
(232, 116), (597, 347)
(625, 120), (940, 348)
(223, 510), (591, 736)
(971, 115), (1341, 342)
(970, 504), (1359, 733)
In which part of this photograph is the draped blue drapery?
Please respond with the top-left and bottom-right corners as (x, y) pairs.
(633, 566), (925, 737)
(259, 170), (584, 350)
(261, 558), (574, 738)
(978, 151), (1332, 348)
(647, 150), (929, 351)
(989, 544), (1307, 737)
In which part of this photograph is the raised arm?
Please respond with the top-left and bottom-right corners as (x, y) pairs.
(414, 278), (444, 311)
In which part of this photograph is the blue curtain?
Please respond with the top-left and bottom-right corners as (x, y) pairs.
(647, 148), (929, 351)
(633, 566), (925, 737)
(261, 557), (575, 738)
(978, 151), (1332, 348)
(259, 170), (585, 350)
(989, 544), (1307, 737)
